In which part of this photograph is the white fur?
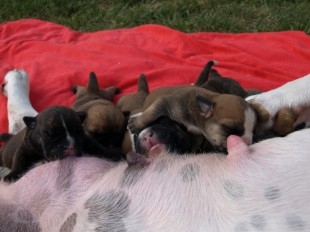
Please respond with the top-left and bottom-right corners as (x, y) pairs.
(0, 128), (310, 231)
(241, 106), (256, 145)
(246, 73), (310, 130)
(2, 69), (38, 134)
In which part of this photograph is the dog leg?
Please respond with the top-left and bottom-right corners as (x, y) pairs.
(128, 98), (169, 134)
(2, 69), (38, 134)
(2, 149), (30, 182)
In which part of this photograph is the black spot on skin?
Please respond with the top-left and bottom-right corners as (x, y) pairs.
(153, 159), (169, 173)
(56, 157), (76, 190)
(234, 222), (249, 232)
(179, 163), (200, 182)
(224, 180), (244, 199)
(286, 213), (305, 230)
(0, 204), (41, 232)
(250, 214), (266, 230)
(16, 209), (34, 222)
(120, 165), (148, 188)
(60, 213), (77, 232)
(84, 190), (130, 232)
(264, 187), (281, 201)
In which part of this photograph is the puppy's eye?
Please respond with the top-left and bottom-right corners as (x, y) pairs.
(222, 124), (244, 136)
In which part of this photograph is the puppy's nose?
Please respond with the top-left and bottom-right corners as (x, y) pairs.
(142, 131), (153, 141)
(65, 144), (75, 156)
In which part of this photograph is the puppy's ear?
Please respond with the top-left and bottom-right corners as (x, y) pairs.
(104, 86), (120, 101)
(23, 116), (37, 130)
(194, 60), (217, 86)
(196, 95), (214, 118)
(77, 112), (87, 124)
(137, 74), (149, 94)
(87, 72), (100, 93)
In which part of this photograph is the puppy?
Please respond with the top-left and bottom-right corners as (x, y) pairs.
(129, 85), (256, 152)
(246, 73), (310, 136)
(127, 117), (213, 167)
(196, 61), (296, 138)
(117, 74), (150, 154)
(71, 72), (126, 149)
(0, 105), (86, 182)
(0, 105), (123, 182)
(134, 117), (209, 156)
(195, 60), (248, 98)
(1, 69), (38, 134)
(196, 61), (299, 138)
(195, 60), (263, 98)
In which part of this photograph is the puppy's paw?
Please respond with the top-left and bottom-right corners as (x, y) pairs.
(3, 172), (19, 183)
(127, 116), (143, 134)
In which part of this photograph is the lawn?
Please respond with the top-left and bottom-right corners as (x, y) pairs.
(1, 0), (309, 33)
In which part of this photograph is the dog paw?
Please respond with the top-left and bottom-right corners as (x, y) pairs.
(2, 172), (19, 183)
(127, 116), (143, 134)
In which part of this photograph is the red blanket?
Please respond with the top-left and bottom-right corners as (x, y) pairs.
(0, 19), (310, 133)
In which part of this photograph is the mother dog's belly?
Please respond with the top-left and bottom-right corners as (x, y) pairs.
(0, 129), (310, 231)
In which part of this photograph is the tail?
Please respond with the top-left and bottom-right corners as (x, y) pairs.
(194, 60), (218, 86)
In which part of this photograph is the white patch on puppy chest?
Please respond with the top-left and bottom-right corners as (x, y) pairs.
(242, 107), (256, 145)
(61, 115), (75, 146)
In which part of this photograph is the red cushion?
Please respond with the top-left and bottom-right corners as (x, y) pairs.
(1, 19), (310, 133)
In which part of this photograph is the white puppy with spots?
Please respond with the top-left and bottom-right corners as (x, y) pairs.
(0, 127), (309, 231)
(2, 69), (38, 134)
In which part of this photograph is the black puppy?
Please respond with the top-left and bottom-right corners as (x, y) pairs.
(0, 105), (122, 182)
(195, 60), (250, 98)
(134, 117), (214, 156)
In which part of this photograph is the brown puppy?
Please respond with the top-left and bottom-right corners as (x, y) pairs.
(128, 85), (256, 152)
(71, 72), (126, 149)
(195, 61), (298, 139)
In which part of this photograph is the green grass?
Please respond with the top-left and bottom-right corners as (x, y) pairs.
(1, 0), (309, 33)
